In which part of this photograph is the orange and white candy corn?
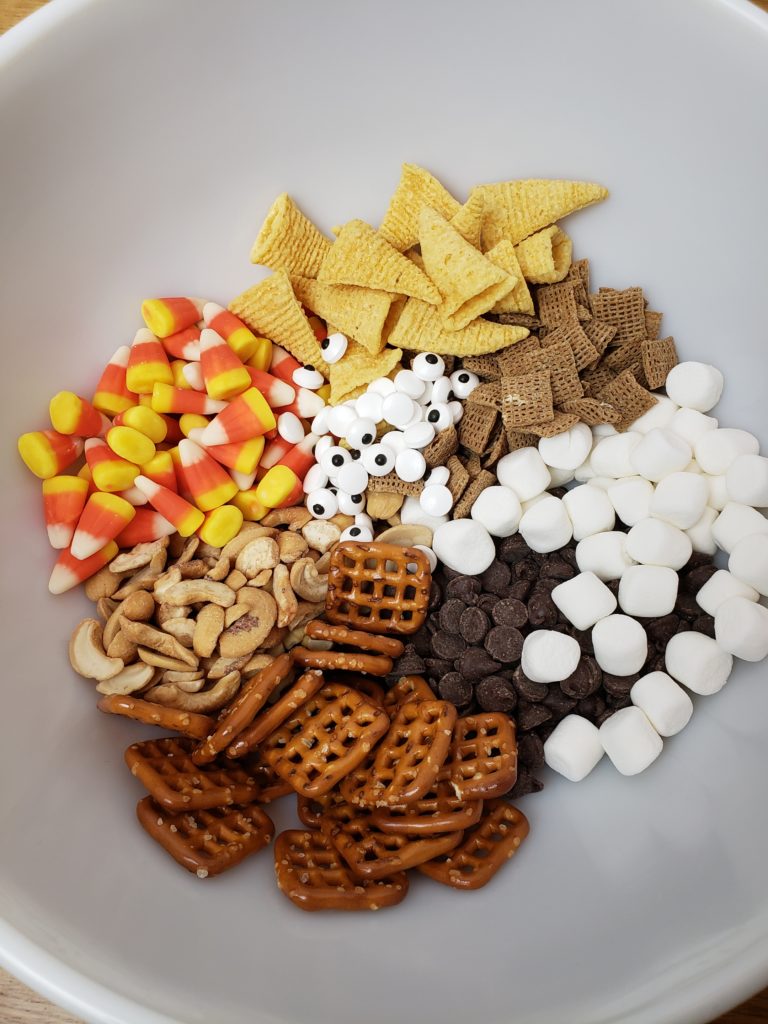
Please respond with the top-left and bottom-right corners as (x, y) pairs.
(134, 475), (205, 536)
(181, 361), (205, 391)
(161, 325), (201, 361)
(170, 359), (194, 390)
(269, 344), (302, 384)
(77, 464), (97, 496)
(106, 425), (156, 466)
(203, 302), (262, 362)
(231, 489), (268, 522)
(141, 450), (177, 492)
(197, 504), (244, 547)
(230, 469), (256, 491)
(177, 439), (238, 511)
(199, 388), (275, 447)
(255, 433), (317, 508)
(179, 413), (210, 438)
(71, 492), (136, 560)
(199, 327), (251, 400)
(141, 297), (204, 339)
(116, 508), (176, 547)
(245, 368), (295, 407)
(112, 405), (167, 444)
(283, 386), (326, 420)
(49, 391), (110, 438)
(151, 382), (227, 416)
(84, 437), (139, 492)
(169, 446), (192, 501)
(187, 429), (265, 476)
(18, 430), (83, 480)
(49, 540), (119, 595)
(42, 475), (89, 549)
(92, 345), (134, 416)
(116, 485), (149, 506)
(246, 337), (273, 373)
(258, 435), (294, 471)
(126, 328), (174, 394)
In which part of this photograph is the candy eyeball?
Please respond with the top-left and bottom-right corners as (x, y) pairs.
(345, 417), (377, 449)
(362, 443), (396, 476)
(337, 490), (366, 515)
(355, 512), (374, 530)
(311, 406), (331, 435)
(314, 435), (333, 460)
(448, 400), (464, 424)
(423, 465), (450, 486)
(450, 369), (479, 399)
(320, 332), (348, 364)
(355, 391), (384, 422)
(430, 376), (453, 405)
(394, 368), (426, 399)
(325, 403), (357, 438)
(412, 352), (445, 381)
(319, 445), (351, 477)
(292, 365), (325, 390)
(306, 488), (338, 520)
(425, 402), (452, 431)
(340, 524), (374, 542)
(336, 461), (369, 496)
(302, 463), (329, 494)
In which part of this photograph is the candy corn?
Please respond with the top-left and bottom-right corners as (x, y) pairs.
(307, 314), (327, 342)
(49, 540), (119, 595)
(188, 430), (265, 475)
(126, 328), (174, 394)
(231, 489), (268, 522)
(49, 391), (110, 438)
(269, 344), (302, 384)
(151, 383), (227, 416)
(77, 464), (97, 495)
(134, 475), (205, 536)
(106, 425), (156, 466)
(117, 485), (149, 506)
(92, 345), (134, 416)
(18, 430), (83, 480)
(161, 325), (201, 361)
(197, 504), (244, 547)
(283, 387), (326, 420)
(158, 412), (184, 444)
(141, 297), (204, 338)
(181, 361), (205, 391)
(179, 413), (210, 437)
(245, 368), (295, 407)
(255, 433), (317, 508)
(116, 508), (176, 547)
(258, 435), (294, 471)
(112, 405), (167, 444)
(177, 439), (239, 511)
(140, 450), (177, 492)
(169, 446), (192, 501)
(246, 336), (273, 372)
(203, 302), (262, 362)
(42, 476), (89, 548)
(71, 492), (136, 560)
(171, 359), (193, 389)
(199, 388), (275, 447)
(84, 437), (139, 492)
(199, 327), (251, 401)
(230, 469), (256, 491)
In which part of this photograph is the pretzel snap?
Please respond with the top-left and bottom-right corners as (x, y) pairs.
(383, 674), (436, 713)
(370, 778), (483, 835)
(226, 670), (326, 759)
(304, 620), (405, 658)
(291, 646), (393, 677)
(97, 694), (214, 740)
(447, 712), (518, 800)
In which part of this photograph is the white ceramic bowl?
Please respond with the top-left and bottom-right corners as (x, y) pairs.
(2, 1), (768, 1022)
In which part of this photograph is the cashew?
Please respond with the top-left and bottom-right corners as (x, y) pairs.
(156, 602), (190, 625)
(290, 557), (329, 603)
(102, 605), (125, 650)
(120, 619), (199, 669)
(175, 536), (200, 564)
(95, 662), (156, 696)
(242, 653), (275, 677)
(272, 563), (298, 628)
(168, 533), (188, 560)
(193, 604), (225, 658)
(218, 589), (277, 658)
(160, 580), (236, 608)
(163, 669), (205, 692)
(196, 541), (222, 560)
(138, 648), (198, 672)
(289, 601), (326, 631)
(387, 513), (402, 527)
(224, 604), (250, 628)
(221, 524), (278, 562)
(160, 618), (196, 647)
(235, 585), (273, 612)
(284, 626), (307, 650)
(112, 561), (164, 599)
(365, 490), (404, 520)
(314, 552), (332, 574)
(376, 524), (433, 547)
(235, 537), (280, 578)
(84, 565), (122, 601)
(247, 568), (272, 588)
(203, 653), (251, 679)
(278, 531), (309, 564)
(179, 559), (208, 579)
(121, 591), (155, 622)
(262, 507), (312, 530)
(69, 619), (124, 681)
(153, 566), (182, 599)
(301, 520), (341, 555)
(145, 670), (241, 714)
(205, 553), (231, 582)
(110, 538), (168, 574)
(106, 630), (139, 662)
(329, 513), (354, 530)
(95, 597), (118, 621)
(225, 569), (247, 591)
(303, 637), (334, 652)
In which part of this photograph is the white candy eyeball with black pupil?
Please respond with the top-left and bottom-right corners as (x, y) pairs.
(412, 352), (445, 381)
(314, 435), (333, 460)
(319, 445), (351, 476)
(337, 490), (365, 515)
(450, 369), (479, 399)
(355, 512), (373, 530)
(448, 400), (464, 424)
(320, 332), (348, 363)
(306, 488), (338, 520)
(362, 443), (396, 476)
(425, 402), (452, 431)
(340, 525), (374, 542)
(345, 417), (377, 448)
(423, 465), (450, 486)
(292, 365), (325, 390)
(303, 463), (329, 494)
(430, 376), (453, 404)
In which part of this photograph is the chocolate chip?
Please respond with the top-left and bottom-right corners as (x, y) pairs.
(566, 626), (595, 656)
(528, 590), (558, 628)
(596, 707), (618, 727)
(429, 582), (442, 611)
(438, 672), (473, 706)
(475, 675), (517, 713)
(516, 701), (553, 731)
(605, 694), (632, 710)
(515, 559), (540, 582)
(539, 555), (575, 581)
(577, 695), (607, 720)
(457, 647), (502, 679)
(424, 657), (454, 677)
(481, 559), (512, 596)
(601, 672), (638, 697)
(498, 534), (531, 564)
(682, 564), (717, 593)
(438, 598), (466, 634)
(559, 656), (602, 699)
(492, 597), (528, 629)
(445, 576), (482, 602)
(410, 630), (433, 658)
(542, 688), (577, 716)
(477, 594), (499, 616)
(394, 645), (426, 676)
(692, 614), (716, 638)
(484, 625), (524, 662)
(517, 733), (545, 769)
(644, 651), (668, 674)
(430, 630), (467, 660)
(646, 614), (680, 647)
(512, 665), (549, 702)
(508, 580), (533, 602)
(509, 767), (544, 798)
(459, 606), (490, 644)
(675, 590), (701, 620)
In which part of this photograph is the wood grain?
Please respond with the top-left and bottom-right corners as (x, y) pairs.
(1, 0), (768, 1021)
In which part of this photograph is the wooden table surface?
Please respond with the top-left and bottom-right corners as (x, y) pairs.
(2, 0), (768, 1021)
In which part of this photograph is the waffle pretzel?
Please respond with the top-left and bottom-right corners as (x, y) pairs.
(291, 647), (393, 677)
(382, 674), (436, 713)
(418, 799), (529, 890)
(225, 669), (326, 759)
(325, 541), (431, 635)
(447, 712), (518, 800)
(304, 620), (405, 658)
(136, 796), (274, 877)
(370, 778), (483, 835)
(274, 829), (409, 912)
(296, 790), (347, 830)
(327, 673), (387, 710)
(97, 694), (214, 740)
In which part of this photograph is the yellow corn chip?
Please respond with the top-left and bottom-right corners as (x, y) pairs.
(229, 271), (330, 377)
(418, 207), (515, 331)
(387, 298), (528, 357)
(477, 179), (609, 249)
(485, 240), (535, 315)
(379, 163), (462, 252)
(328, 341), (402, 405)
(404, 248), (426, 272)
(449, 189), (485, 248)
(318, 220), (440, 304)
(249, 194), (331, 278)
(515, 226), (572, 284)
(291, 276), (400, 356)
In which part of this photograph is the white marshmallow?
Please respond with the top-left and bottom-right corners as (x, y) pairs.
(573, 460), (596, 483)
(618, 564), (679, 617)
(521, 630), (581, 684)
(599, 707), (663, 776)
(576, 531), (635, 581)
(695, 569), (759, 616)
(684, 459), (703, 474)
(400, 495), (448, 531)
(590, 432), (641, 478)
(714, 596), (768, 662)
(627, 395), (678, 434)
(562, 485), (615, 542)
(726, 454), (768, 507)
(685, 507), (718, 555)
(592, 614), (648, 676)
(496, 447), (551, 502)
(729, 534), (768, 596)
(665, 632), (732, 695)
(432, 519), (495, 576)
(630, 672), (693, 737)
(420, 484), (453, 517)
(336, 461), (369, 496)
(393, 369), (426, 399)
(695, 428), (760, 475)
(543, 716), (604, 782)
(551, 571), (617, 631)
(538, 423), (593, 470)
(711, 502), (768, 554)
(649, 471), (709, 529)
(592, 423), (618, 439)
(706, 473), (729, 511)
(395, 448), (426, 483)
(470, 485), (522, 538)
(607, 476), (654, 527)
(625, 518), (692, 570)
(629, 428), (691, 482)
(520, 493), (548, 515)
(665, 361), (724, 412)
(548, 466), (576, 487)
(669, 407), (718, 447)
(518, 494), (573, 553)
(587, 476), (614, 491)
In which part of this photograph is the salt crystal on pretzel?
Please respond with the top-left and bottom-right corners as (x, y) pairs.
(515, 225), (573, 284)
(477, 178), (608, 249)
(249, 193), (332, 277)
(379, 162), (462, 252)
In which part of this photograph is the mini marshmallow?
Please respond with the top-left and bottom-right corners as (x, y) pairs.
(518, 494), (573, 553)
(402, 422), (435, 449)
(338, 490), (366, 515)
(665, 361), (724, 412)
(419, 483), (453, 517)
(726, 454), (768, 507)
(590, 432), (641, 478)
(599, 707), (662, 776)
(548, 466), (576, 487)
(627, 395), (678, 434)
(715, 596), (768, 662)
(729, 534), (768, 596)
(277, 411), (305, 444)
(303, 463), (329, 494)
(607, 476), (654, 527)
(336, 461), (369, 496)
(669, 407), (718, 447)
(538, 422), (593, 471)
(470, 485), (522, 538)
(665, 631), (732, 695)
(395, 448), (426, 483)
(686, 507), (718, 555)
(696, 569), (758, 616)
(551, 571), (617, 631)
(562, 484), (615, 542)
(630, 672), (693, 737)
(520, 493), (548, 515)
(629, 428), (691, 483)
(649, 471), (709, 529)
(400, 495), (449, 531)
(496, 448), (551, 502)
(592, 423), (619, 439)
(355, 391), (383, 422)
(450, 369), (479, 400)
(576, 531), (635, 581)
(393, 369), (426, 399)
(432, 518), (495, 575)
(592, 614), (648, 676)
(587, 476), (614, 491)
(625, 518), (692, 570)
(543, 715), (604, 782)
(618, 564), (679, 617)
(706, 474), (729, 511)
(711, 502), (768, 554)
(573, 460), (596, 483)
(412, 352), (445, 382)
(695, 428), (759, 475)
(521, 630), (581, 683)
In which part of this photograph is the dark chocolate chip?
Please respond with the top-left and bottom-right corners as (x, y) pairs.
(394, 645), (426, 676)
(516, 701), (553, 731)
(438, 672), (473, 706)
(559, 656), (602, 699)
(517, 733), (545, 769)
(457, 647), (502, 679)
(424, 657), (455, 678)
(682, 563), (718, 593)
(605, 694), (632, 710)
(675, 590), (701, 620)
(459, 606), (490, 644)
(445, 576), (482, 602)
(527, 590), (558, 628)
(484, 625), (524, 663)
(430, 631), (467, 660)
(512, 665), (549, 702)
(577, 695), (607, 720)
(509, 767), (544, 798)
(438, 598), (466, 634)
(566, 626), (595, 656)
(542, 688), (578, 716)
(692, 614), (716, 638)
(646, 613), (680, 647)
(539, 555), (576, 581)
(477, 594), (499, 616)
(515, 559), (540, 582)
(481, 559), (512, 596)
(428, 582), (442, 611)
(492, 597), (528, 629)
(601, 672), (638, 697)
(508, 580), (533, 602)
(498, 534), (531, 564)
(596, 707), (618, 727)
(475, 675), (517, 713)
(410, 630), (433, 658)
